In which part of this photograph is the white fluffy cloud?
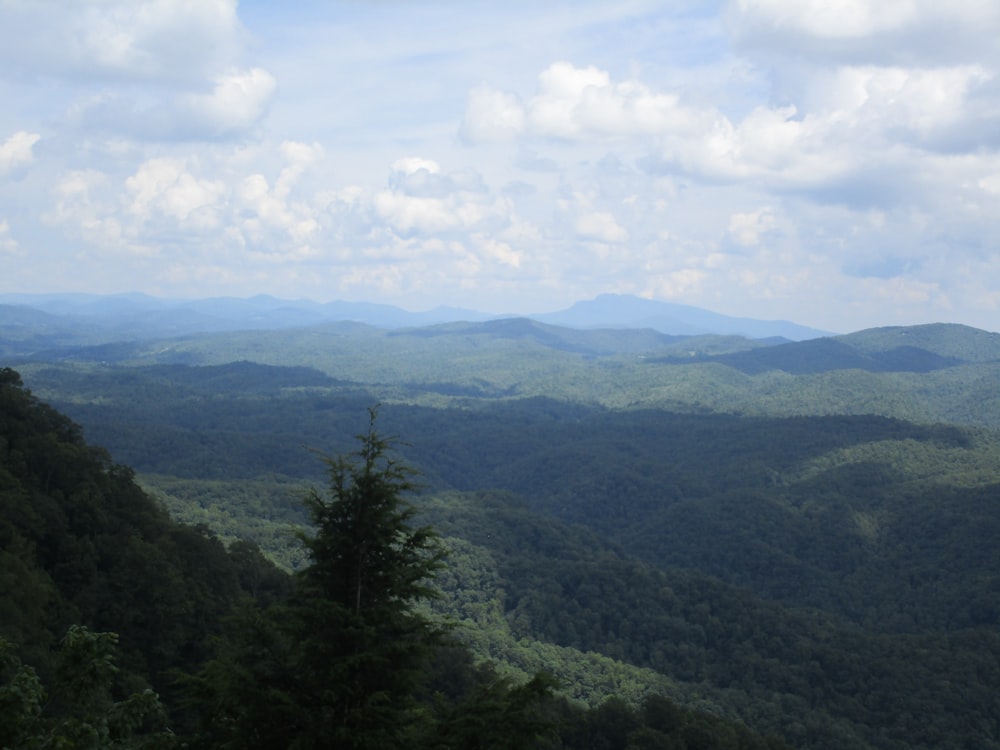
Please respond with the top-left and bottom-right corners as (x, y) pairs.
(374, 159), (511, 237)
(39, 141), (533, 299)
(574, 211), (629, 243)
(733, 0), (926, 39)
(47, 169), (129, 252)
(0, 0), (272, 143)
(460, 86), (525, 143)
(462, 62), (713, 143)
(0, 131), (40, 176)
(729, 0), (1000, 65)
(43, 141), (326, 263)
(729, 208), (776, 247)
(236, 141), (323, 247)
(812, 65), (990, 135)
(0, 220), (23, 256)
(126, 157), (226, 227)
(0, 0), (244, 82)
(182, 68), (277, 136)
(462, 58), (1000, 204)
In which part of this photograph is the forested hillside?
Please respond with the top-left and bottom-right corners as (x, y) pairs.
(5, 316), (1000, 748)
(0, 369), (789, 748)
(13, 318), (1000, 427)
(0, 367), (288, 745)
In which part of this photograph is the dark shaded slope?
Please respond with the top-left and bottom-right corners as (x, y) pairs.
(132, 361), (338, 393)
(840, 322), (1000, 361)
(0, 367), (286, 688)
(659, 337), (964, 374)
(379, 404), (999, 634)
(422, 490), (1000, 750)
(659, 323), (998, 374)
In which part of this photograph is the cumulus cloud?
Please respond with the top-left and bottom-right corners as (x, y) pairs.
(182, 68), (277, 137)
(981, 172), (1000, 196)
(0, 0), (244, 82)
(733, 0), (924, 40)
(461, 62), (712, 144)
(460, 85), (525, 143)
(0, 131), (40, 176)
(392, 157), (441, 176)
(575, 212), (629, 243)
(474, 235), (522, 268)
(227, 141), (325, 250)
(824, 65), (987, 124)
(374, 159), (509, 236)
(0, 1), (273, 143)
(40, 140), (329, 267)
(528, 62), (610, 138)
(0, 220), (24, 256)
(552, 189), (632, 250)
(47, 169), (130, 251)
(68, 66), (278, 141)
(464, 62), (836, 186)
(728, 0), (1000, 65)
(41, 143), (529, 290)
(729, 208), (776, 246)
(125, 157), (226, 227)
(275, 141), (324, 197)
(464, 58), (999, 209)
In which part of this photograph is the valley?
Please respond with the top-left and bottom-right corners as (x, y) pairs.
(2, 296), (999, 748)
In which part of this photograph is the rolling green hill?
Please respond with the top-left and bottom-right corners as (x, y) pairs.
(6, 317), (1000, 748)
(12, 317), (1000, 430)
(10, 356), (1000, 748)
(837, 323), (1000, 361)
(0, 369), (796, 749)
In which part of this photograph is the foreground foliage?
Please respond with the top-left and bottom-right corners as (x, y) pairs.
(0, 625), (173, 749)
(189, 409), (450, 749)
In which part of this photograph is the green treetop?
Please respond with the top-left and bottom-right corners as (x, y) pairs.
(191, 408), (446, 749)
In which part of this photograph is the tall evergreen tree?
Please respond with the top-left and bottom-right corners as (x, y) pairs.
(191, 408), (445, 749)
(290, 406), (446, 747)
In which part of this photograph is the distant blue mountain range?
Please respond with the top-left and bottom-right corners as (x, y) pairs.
(0, 292), (831, 341)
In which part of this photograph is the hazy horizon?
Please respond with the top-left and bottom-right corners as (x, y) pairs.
(2, 1), (1000, 333)
(1, 288), (810, 317)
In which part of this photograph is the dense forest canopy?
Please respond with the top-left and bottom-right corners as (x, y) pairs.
(1, 366), (791, 748)
(3, 311), (1000, 748)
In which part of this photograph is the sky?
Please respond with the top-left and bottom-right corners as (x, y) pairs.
(2, 1), (1000, 332)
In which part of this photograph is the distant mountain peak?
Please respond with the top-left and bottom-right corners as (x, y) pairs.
(532, 294), (831, 341)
